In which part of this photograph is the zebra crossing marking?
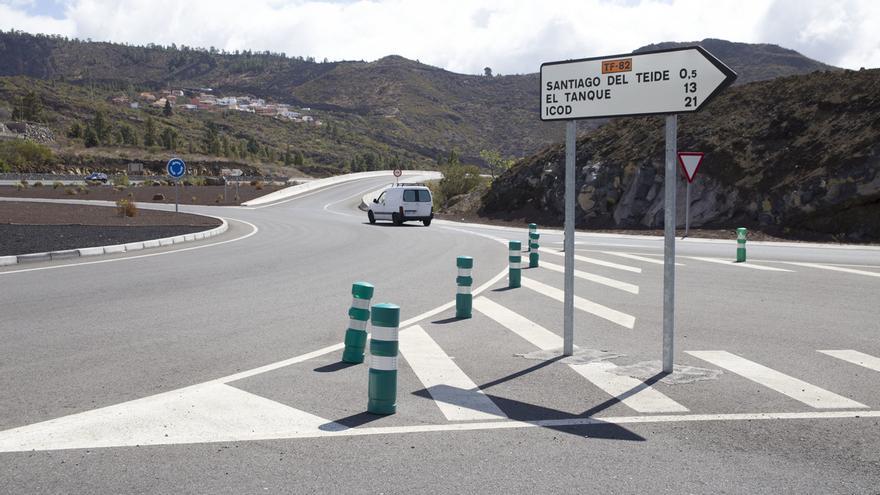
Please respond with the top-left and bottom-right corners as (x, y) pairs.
(539, 260), (639, 294)
(818, 350), (880, 373)
(601, 251), (684, 266)
(783, 262), (880, 278)
(398, 325), (507, 421)
(473, 297), (686, 413)
(473, 297), (562, 350)
(686, 351), (867, 409)
(521, 277), (636, 329)
(686, 257), (794, 272)
(538, 247), (642, 273)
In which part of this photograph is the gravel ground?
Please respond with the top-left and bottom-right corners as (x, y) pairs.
(0, 201), (222, 256)
(0, 183), (283, 206)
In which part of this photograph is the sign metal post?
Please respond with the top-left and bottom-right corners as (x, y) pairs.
(540, 46), (736, 371)
(677, 152), (705, 239)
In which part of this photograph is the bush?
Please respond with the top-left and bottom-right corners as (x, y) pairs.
(254, 181), (264, 190)
(65, 187), (77, 195)
(437, 162), (482, 205)
(191, 196), (197, 203)
(112, 174), (130, 187)
(114, 185), (126, 192)
(152, 193), (165, 201)
(116, 198), (137, 217)
(0, 141), (56, 171)
(52, 181), (63, 189)
(215, 194), (223, 203)
(151, 180), (162, 187)
(14, 183), (24, 191)
(250, 180), (259, 186)
(20, 179), (28, 188)
(33, 181), (43, 187)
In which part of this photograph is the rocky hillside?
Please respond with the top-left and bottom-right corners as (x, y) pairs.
(0, 31), (839, 170)
(481, 69), (880, 242)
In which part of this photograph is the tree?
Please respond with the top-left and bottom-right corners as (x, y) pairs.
(484, 67), (493, 77)
(12, 90), (42, 121)
(479, 149), (514, 179)
(203, 122), (221, 155)
(161, 127), (178, 150)
(294, 150), (305, 167)
(163, 99), (173, 117)
(67, 121), (83, 139)
(83, 125), (99, 148)
(92, 110), (109, 144)
(144, 117), (157, 147)
(283, 144), (292, 166)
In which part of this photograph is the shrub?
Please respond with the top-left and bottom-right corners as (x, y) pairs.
(116, 198), (137, 217)
(53, 181), (63, 189)
(191, 196), (197, 203)
(152, 193), (165, 201)
(250, 180), (258, 186)
(151, 180), (162, 187)
(20, 179), (28, 188)
(65, 187), (77, 195)
(33, 181), (43, 187)
(76, 186), (86, 194)
(0, 141), (56, 171)
(215, 194), (223, 203)
(14, 183), (23, 191)
(114, 185), (126, 192)
(234, 195), (240, 203)
(112, 174), (130, 187)
(254, 181), (264, 190)
(437, 162), (482, 206)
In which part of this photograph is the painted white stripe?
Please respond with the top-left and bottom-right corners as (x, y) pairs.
(398, 325), (506, 421)
(508, 250), (520, 257)
(370, 355), (398, 371)
(540, 260), (639, 294)
(370, 326), (399, 342)
(783, 262), (880, 278)
(687, 351), (867, 409)
(473, 297), (563, 350)
(539, 247), (641, 273)
(818, 350), (880, 373)
(456, 286), (472, 294)
(458, 268), (472, 277)
(521, 277), (636, 329)
(602, 251), (684, 266)
(568, 362), (689, 413)
(687, 257), (793, 272)
(350, 298), (371, 310)
(473, 298), (683, 413)
(348, 319), (367, 331)
(509, 262), (522, 269)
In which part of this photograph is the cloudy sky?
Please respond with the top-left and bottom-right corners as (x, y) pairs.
(1, 0), (877, 74)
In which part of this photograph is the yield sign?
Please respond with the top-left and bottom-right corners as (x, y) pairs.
(678, 152), (704, 183)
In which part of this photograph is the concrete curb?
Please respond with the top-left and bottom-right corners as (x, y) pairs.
(2, 216), (228, 267)
(243, 170), (441, 208)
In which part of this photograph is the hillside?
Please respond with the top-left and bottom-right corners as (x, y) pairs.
(480, 68), (880, 242)
(0, 31), (841, 175)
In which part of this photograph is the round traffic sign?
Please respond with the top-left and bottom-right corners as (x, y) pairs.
(167, 158), (186, 179)
(393, 168), (402, 178)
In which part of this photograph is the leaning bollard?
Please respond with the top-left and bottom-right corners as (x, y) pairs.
(509, 240), (522, 288)
(736, 227), (747, 262)
(341, 281), (374, 364)
(368, 303), (400, 415)
(456, 256), (473, 319)
(529, 231), (540, 268)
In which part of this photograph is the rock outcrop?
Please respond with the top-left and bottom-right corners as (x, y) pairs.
(481, 69), (880, 241)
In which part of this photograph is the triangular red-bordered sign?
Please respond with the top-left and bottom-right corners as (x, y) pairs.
(677, 152), (704, 183)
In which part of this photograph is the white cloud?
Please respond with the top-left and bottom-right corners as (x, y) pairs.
(0, 0), (877, 73)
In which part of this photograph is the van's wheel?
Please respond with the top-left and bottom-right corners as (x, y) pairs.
(392, 213), (403, 226)
(368, 210), (376, 224)
(422, 218), (431, 226)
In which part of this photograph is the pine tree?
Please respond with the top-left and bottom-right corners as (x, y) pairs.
(83, 125), (99, 148)
(144, 116), (157, 147)
(163, 99), (173, 117)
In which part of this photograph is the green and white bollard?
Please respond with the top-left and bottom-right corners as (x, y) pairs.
(509, 240), (522, 288)
(342, 281), (375, 364)
(529, 231), (540, 268)
(527, 224), (537, 252)
(456, 256), (473, 319)
(736, 227), (747, 262)
(368, 303), (400, 415)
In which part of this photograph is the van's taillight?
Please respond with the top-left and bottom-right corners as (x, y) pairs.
(399, 206), (404, 216)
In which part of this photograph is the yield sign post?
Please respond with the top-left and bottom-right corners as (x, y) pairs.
(540, 46), (735, 371)
(678, 152), (705, 237)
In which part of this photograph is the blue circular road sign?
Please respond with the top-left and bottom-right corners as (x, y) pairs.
(167, 158), (186, 179)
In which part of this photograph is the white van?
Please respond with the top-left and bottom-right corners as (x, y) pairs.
(367, 184), (434, 226)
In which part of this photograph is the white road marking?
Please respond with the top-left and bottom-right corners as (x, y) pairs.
(818, 350), (880, 373)
(0, 382), (333, 452)
(686, 257), (794, 272)
(399, 325), (506, 421)
(521, 277), (636, 329)
(539, 260), (639, 294)
(568, 362), (689, 413)
(0, 218), (259, 276)
(686, 351), (867, 409)
(248, 180), (369, 209)
(782, 262), (880, 278)
(601, 251), (684, 266)
(473, 297), (562, 349)
(472, 298), (684, 413)
(538, 247), (641, 273)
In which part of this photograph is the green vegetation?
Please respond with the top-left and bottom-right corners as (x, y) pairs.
(0, 140), (55, 172)
(479, 149), (515, 179)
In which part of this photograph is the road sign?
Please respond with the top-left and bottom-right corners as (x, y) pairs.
(393, 168), (402, 178)
(540, 46), (737, 121)
(166, 158), (186, 179)
(678, 152), (704, 183)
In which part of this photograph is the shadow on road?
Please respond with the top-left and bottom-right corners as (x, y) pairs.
(314, 361), (360, 373)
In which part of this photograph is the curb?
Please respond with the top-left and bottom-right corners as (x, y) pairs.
(2, 217), (228, 267)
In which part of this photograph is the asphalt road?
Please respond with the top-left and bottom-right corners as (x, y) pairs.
(1, 174), (878, 494)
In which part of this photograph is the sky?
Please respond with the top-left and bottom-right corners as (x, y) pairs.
(0, 0), (877, 74)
